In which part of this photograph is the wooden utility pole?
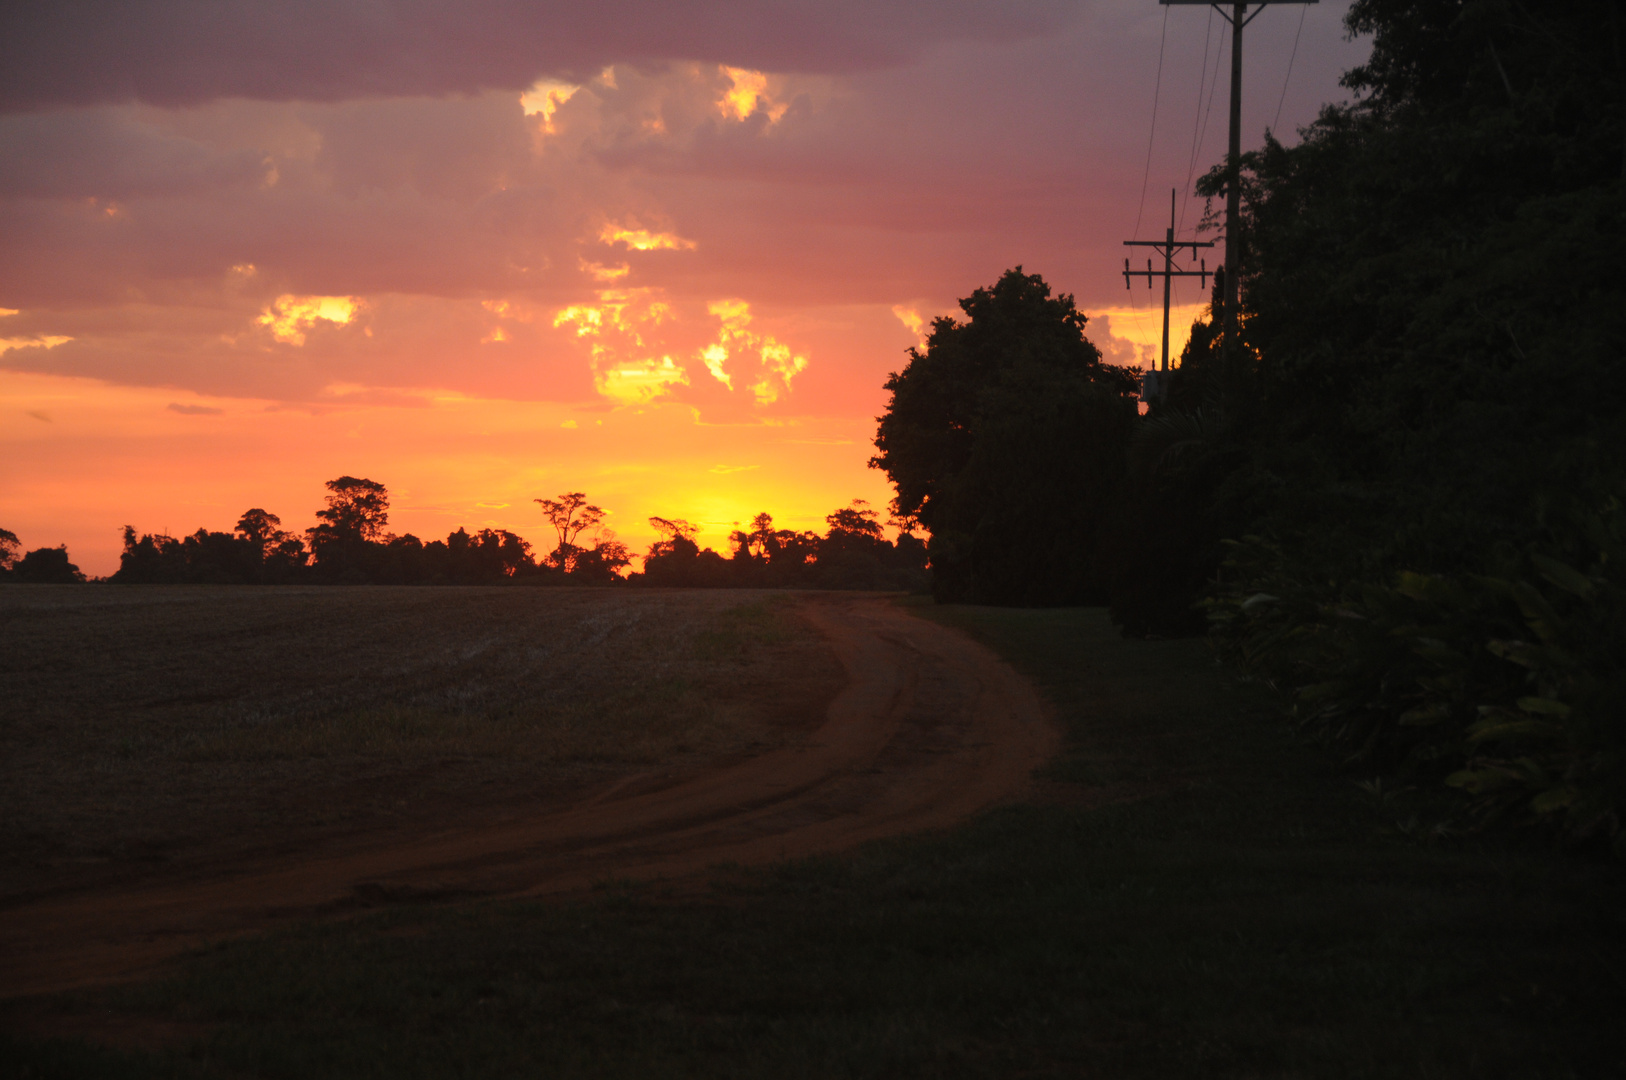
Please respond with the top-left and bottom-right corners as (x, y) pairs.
(1123, 188), (1213, 380)
(1158, 1), (1317, 351)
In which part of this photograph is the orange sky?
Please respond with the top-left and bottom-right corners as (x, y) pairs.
(0, 3), (1368, 576)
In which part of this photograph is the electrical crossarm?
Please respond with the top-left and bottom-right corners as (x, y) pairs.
(1123, 188), (1214, 376)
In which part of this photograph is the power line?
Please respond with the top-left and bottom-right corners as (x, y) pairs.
(1157, 0), (1321, 360)
(1272, 4), (1309, 133)
(1177, 5), (1214, 235)
(1131, 4), (1171, 244)
(1179, 18), (1227, 239)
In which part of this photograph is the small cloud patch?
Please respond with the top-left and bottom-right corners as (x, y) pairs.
(167, 402), (223, 415)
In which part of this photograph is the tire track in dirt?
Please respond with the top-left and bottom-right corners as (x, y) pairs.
(0, 596), (1059, 999)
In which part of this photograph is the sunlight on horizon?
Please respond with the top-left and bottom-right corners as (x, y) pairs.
(0, 370), (896, 577)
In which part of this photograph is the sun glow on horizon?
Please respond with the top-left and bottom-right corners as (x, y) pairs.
(1, 369), (896, 578)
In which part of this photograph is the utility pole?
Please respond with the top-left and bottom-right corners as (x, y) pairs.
(1123, 189), (1213, 390)
(1158, 1), (1317, 353)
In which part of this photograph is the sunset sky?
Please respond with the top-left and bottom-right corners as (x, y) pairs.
(1, 1), (1370, 576)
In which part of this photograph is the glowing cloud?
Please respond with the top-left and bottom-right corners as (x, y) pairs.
(699, 298), (808, 405)
(582, 260), (630, 282)
(519, 78), (580, 132)
(718, 66), (787, 123)
(0, 308), (73, 358)
(1088, 304), (1208, 370)
(256, 294), (361, 346)
(598, 355), (689, 405)
(553, 304), (605, 337)
(599, 222), (697, 252)
(555, 288), (685, 404)
(0, 335), (74, 357)
(891, 305), (928, 343)
(699, 343), (732, 390)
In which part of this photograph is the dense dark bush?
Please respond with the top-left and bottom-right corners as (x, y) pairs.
(9, 545), (86, 583)
(1180, 0), (1626, 848)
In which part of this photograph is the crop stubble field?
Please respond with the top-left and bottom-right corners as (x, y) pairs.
(0, 586), (841, 905)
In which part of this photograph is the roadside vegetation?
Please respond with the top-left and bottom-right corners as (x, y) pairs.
(867, 0), (1626, 853)
(6, 601), (1621, 1077)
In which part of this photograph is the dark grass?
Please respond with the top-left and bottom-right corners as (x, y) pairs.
(6, 604), (1624, 1078)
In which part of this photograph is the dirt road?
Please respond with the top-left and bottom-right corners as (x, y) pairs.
(0, 595), (1057, 999)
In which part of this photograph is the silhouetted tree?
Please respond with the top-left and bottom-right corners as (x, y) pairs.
(643, 516), (731, 586)
(111, 527), (187, 583)
(309, 477), (389, 541)
(13, 545), (85, 583)
(534, 492), (607, 569)
(234, 508), (286, 557)
(0, 527), (19, 578)
(729, 513), (779, 563)
(568, 536), (632, 583)
(306, 476), (389, 581)
(872, 268), (1139, 604)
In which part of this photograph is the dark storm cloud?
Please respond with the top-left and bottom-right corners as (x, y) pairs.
(0, 0), (1075, 113)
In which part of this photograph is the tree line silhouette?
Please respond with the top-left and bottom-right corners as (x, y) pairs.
(0, 528), (86, 583)
(13, 476), (927, 589)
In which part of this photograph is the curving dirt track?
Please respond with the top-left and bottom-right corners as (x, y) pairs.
(0, 595), (1058, 1000)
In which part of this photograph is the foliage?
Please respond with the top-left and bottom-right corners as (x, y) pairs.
(1072, 0), (1626, 844)
(871, 267), (1140, 604)
(9, 545), (85, 583)
(1211, 494), (1626, 852)
(535, 492), (610, 571)
(643, 503), (926, 590)
(101, 479), (924, 591)
(0, 526), (19, 572)
(0, 528), (88, 584)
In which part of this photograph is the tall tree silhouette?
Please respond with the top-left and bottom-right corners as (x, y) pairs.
(306, 476), (389, 581)
(310, 477), (389, 542)
(872, 268), (1139, 604)
(534, 492), (607, 571)
(235, 508), (284, 557)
